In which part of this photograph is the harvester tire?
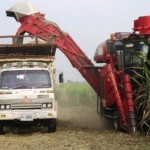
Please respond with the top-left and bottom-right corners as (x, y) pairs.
(113, 119), (119, 130)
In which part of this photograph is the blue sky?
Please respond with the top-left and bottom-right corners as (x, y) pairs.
(0, 0), (150, 82)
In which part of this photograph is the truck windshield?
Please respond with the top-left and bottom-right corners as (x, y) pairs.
(0, 70), (51, 89)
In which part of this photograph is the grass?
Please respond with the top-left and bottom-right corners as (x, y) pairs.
(55, 82), (97, 106)
(130, 54), (150, 135)
(132, 64), (150, 135)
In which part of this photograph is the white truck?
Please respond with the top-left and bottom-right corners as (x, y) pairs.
(0, 35), (58, 134)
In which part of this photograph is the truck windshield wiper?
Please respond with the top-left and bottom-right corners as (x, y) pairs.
(10, 85), (32, 89)
(32, 84), (50, 89)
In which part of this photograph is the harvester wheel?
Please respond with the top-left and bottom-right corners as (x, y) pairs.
(113, 119), (119, 130)
(97, 95), (101, 114)
(113, 111), (120, 131)
(47, 119), (57, 133)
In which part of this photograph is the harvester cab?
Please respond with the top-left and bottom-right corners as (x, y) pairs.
(112, 33), (149, 74)
(95, 32), (149, 71)
(94, 20), (150, 132)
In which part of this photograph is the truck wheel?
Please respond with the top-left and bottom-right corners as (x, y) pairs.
(0, 123), (4, 135)
(47, 119), (57, 133)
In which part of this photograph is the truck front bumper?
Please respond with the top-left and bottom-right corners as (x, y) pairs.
(0, 109), (57, 121)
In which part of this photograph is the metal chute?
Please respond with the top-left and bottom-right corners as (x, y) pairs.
(6, 0), (40, 21)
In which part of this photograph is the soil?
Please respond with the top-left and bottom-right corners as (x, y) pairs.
(0, 102), (150, 150)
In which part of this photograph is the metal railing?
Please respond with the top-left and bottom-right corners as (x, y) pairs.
(0, 35), (51, 47)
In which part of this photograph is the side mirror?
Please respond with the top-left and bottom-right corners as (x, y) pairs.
(59, 73), (64, 83)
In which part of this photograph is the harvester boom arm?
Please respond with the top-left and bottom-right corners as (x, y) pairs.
(15, 13), (101, 95)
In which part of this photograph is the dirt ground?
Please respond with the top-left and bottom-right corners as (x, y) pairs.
(0, 102), (150, 150)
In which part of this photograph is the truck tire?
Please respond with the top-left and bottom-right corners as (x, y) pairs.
(47, 119), (57, 133)
(0, 123), (4, 135)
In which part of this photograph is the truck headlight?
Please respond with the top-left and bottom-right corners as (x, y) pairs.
(47, 103), (52, 108)
(42, 103), (47, 108)
(0, 104), (11, 110)
(0, 105), (5, 109)
(6, 104), (11, 109)
(42, 103), (52, 108)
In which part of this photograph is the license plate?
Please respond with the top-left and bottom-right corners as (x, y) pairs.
(20, 114), (33, 121)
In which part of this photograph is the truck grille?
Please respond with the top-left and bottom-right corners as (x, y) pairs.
(11, 103), (41, 110)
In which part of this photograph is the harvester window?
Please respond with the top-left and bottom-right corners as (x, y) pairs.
(116, 50), (124, 70)
(95, 42), (104, 55)
(106, 40), (114, 53)
(125, 51), (142, 68)
(125, 43), (143, 67)
(123, 42), (149, 75)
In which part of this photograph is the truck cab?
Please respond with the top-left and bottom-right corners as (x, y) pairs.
(0, 35), (58, 134)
